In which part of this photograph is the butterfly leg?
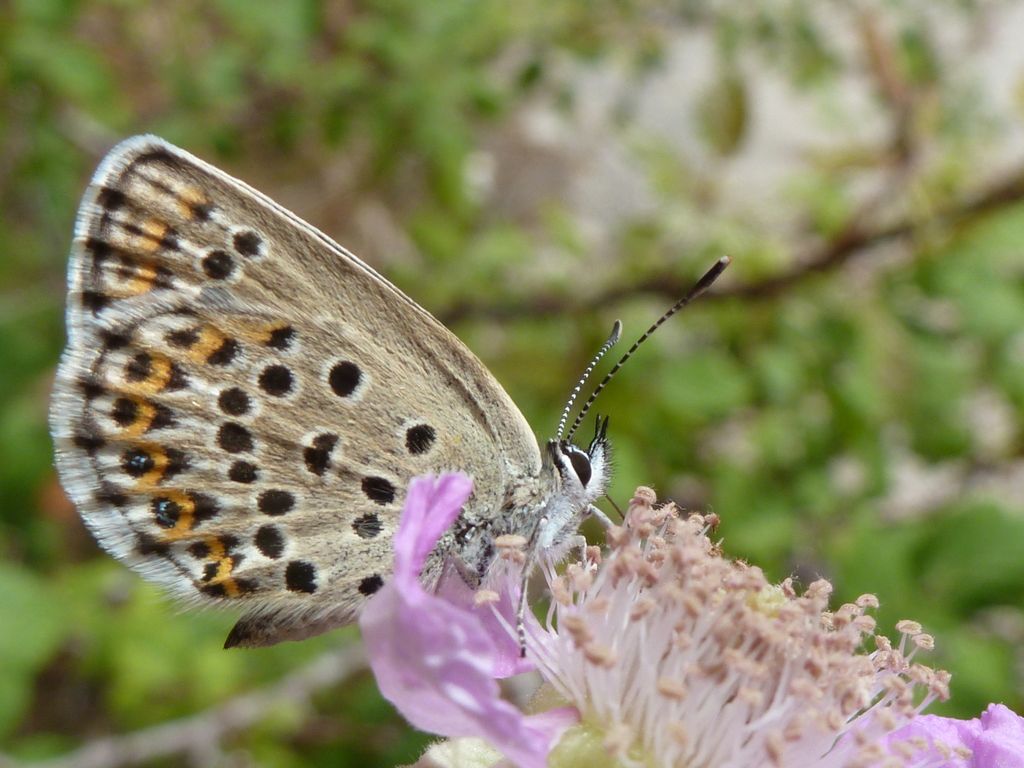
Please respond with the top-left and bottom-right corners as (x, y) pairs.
(515, 530), (597, 656)
(516, 540), (541, 657)
(588, 504), (615, 528)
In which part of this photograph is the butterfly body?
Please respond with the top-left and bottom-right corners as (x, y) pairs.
(51, 136), (609, 647)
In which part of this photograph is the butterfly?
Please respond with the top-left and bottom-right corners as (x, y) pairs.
(50, 136), (727, 648)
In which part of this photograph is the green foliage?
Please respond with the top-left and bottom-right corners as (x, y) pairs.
(0, 565), (67, 737)
(1, 0), (1022, 764)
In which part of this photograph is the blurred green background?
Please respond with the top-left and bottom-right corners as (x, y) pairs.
(3, 0), (1024, 765)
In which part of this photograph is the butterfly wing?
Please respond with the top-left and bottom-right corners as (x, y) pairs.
(51, 136), (542, 646)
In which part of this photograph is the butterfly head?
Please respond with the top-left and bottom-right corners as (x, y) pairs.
(528, 415), (611, 561)
(547, 414), (611, 508)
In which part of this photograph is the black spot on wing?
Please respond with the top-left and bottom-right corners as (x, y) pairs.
(358, 575), (383, 596)
(202, 250), (234, 280)
(229, 461), (258, 484)
(258, 365), (293, 396)
(362, 476), (395, 505)
(266, 326), (294, 350)
(255, 525), (284, 559)
(406, 424), (436, 455)
(218, 422), (253, 453)
(258, 489), (295, 516)
(218, 388), (250, 416)
(233, 230), (264, 258)
(352, 513), (382, 539)
(285, 561), (317, 593)
(303, 433), (338, 476)
(328, 361), (361, 397)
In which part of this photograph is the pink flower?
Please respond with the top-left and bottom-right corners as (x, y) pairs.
(529, 489), (951, 767)
(882, 703), (1024, 767)
(363, 476), (1014, 768)
(358, 473), (576, 768)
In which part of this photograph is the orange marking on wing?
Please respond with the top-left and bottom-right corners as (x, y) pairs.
(211, 560), (240, 597)
(205, 536), (227, 560)
(158, 490), (197, 540)
(132, 443), (173, 487)
(111, 259), (160, 297)
(197, 536), (240, 596)
(187, 326), (230, 363)
(126, 354), (173, 396)
(138, 218), (168, 254)
(119, 396), (156, 438)
(238, 322), (281, 345)
(177, 187), (211, 220)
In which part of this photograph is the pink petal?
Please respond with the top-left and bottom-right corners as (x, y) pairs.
(884, 715), (974, 767)
(360, 473), (576, 768)
(971, 704), (1024, 767)
(884, 703), (1024, 767)
(393, 473), (474, 582)
(435, 564), (535, 679)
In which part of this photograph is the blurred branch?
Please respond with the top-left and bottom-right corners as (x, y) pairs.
(2, 646), (366, 768)
(439, 165), (1024, 325)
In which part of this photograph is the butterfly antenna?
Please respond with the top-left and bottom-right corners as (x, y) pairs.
(556, 320), (622, 439)
(565, 256), (731, 442)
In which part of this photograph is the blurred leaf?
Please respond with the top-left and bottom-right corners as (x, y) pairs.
(0, 565), (67, 735)
(695, 66), (748, 157)
(658, 350), (753, 422)
(786, 173), (854, 238)
(8, 29), (117, 111)
(904, 338), (973, 460)
(899, 26), (940, 86)
(828, 508), (933, 638)
(935, 630), (1016, 719)
(919, 501), (1024, 612)
(751, 343), (806, 404)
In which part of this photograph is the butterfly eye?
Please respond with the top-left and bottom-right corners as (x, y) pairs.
(564, 446), (592, 487)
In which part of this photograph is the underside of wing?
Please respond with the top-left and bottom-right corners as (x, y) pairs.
(51, 136), (542, 645)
